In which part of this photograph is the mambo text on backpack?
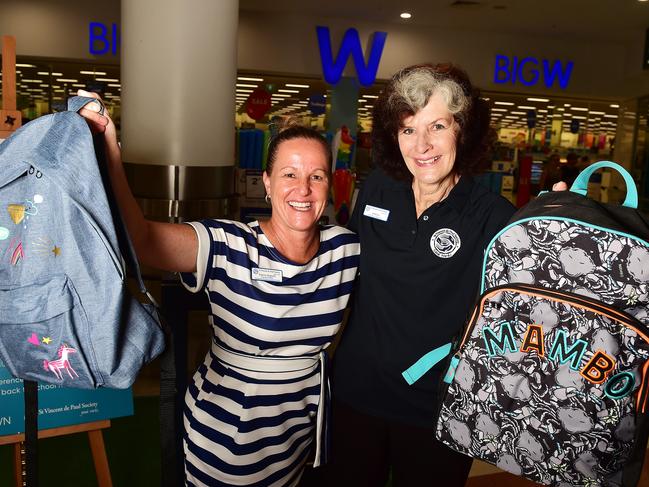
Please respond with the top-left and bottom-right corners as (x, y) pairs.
(0, 96), (165, 389)
(403, 161), (649, 486)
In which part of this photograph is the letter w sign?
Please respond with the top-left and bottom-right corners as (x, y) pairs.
(316, 26), (387, 87)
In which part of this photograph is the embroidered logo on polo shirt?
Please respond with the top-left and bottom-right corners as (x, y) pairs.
(430, 228), (461, 258)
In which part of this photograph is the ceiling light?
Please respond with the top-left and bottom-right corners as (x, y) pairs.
(362, 95), (379, 99)
(517, 106), (536, 110)
(491, 108), (507, 112)
(278, 89), (300, 93)
(80, 70), (107, 76)
(604, 114), (618, 118)
(272, 94), (291, 98)
(570, 107), (588, 111)
(236, 89), (254, 93)
(610, 104), (620, 108)
(20, 79), (43, 83)
(400, 12), (412, 19)
(238, 76), (264, 82)
(57, 78), (78, 83)
(511, 111), (526, 115)
(527, 97), (550, 102)
(285, 84), (310, 88)
(538, 109), (548, 113)
(95, 78), (119, 82)
(572, 116), (587, 120)
(236, 83), (258, 88)
(589, 111), (605, 115)
(72, 83), (85, 88)
(16, 63), (36, 68)
(494, 101), (514, 106)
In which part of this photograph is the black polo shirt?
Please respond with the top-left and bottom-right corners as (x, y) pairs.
(332, 167), (516, 427)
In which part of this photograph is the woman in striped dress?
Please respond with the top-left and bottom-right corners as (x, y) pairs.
(80, 94), (360, 486)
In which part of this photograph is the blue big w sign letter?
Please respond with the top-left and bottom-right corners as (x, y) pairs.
(316, 26), (387, 86)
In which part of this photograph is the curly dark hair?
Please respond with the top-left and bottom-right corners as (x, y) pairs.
(371, 63), (495, 181)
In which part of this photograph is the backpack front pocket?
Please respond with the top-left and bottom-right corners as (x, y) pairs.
(436, 285), (649, 486)
(0, 274), (100, 388)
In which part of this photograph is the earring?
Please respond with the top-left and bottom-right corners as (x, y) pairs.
(265, 194), (271, 204)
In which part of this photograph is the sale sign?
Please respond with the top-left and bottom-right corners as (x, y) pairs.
(246, 88), (271, 120)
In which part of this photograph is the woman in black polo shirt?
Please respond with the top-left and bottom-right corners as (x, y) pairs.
(324, 63), (517, 486)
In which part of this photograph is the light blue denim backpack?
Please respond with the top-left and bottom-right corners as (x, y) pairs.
(0, 96), (165, 389)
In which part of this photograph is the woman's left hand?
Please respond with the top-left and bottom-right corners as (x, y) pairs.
(77, 89), (111, 135)
(552, 182), (569, 191)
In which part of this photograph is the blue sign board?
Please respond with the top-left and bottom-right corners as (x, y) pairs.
(316, 26), (387, 87)
(89, 22), (120, 55)
(0, 360), (133, 436)
(308, 94), (327, 116)
(494, 54), (573, 89)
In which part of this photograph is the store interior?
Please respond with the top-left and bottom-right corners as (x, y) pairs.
(0, 56), (634, 211)
(1, 7), (649, 485)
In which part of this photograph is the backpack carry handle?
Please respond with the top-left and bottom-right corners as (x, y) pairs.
(570, 160), (638, 209)
(67, 95), (105, 116)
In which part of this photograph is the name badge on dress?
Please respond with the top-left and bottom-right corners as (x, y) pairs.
(363, 204), (390, 221)
(252, 267), (283, 282)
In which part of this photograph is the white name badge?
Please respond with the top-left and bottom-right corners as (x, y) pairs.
(363, 204), (390, 221)
(252, 267), (283, 282)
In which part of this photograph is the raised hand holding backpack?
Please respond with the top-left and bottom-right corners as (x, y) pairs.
(0, 96), (165, 389)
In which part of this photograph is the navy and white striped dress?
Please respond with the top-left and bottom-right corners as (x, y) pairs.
(180, 219), (360, 486)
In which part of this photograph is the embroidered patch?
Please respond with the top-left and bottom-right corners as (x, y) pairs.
(7, 204), (25, 224)
(42, 336), (52, 345)
(10, 242), (24, 265)
(43, 344), (79, 381)
(27, 333), (40, 346)
(32, 237), (61, 258)
(430, 228), (461, 258)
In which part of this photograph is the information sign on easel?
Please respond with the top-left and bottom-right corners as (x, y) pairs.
(1, 35), (22, 140)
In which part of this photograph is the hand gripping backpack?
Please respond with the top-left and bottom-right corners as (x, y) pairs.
(0, 96), (165, 389)
(403, 162), (649, 486)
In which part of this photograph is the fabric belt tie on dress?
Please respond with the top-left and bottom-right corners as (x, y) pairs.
(213, 343), (330, 467)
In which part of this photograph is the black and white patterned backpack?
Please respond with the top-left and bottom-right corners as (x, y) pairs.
(405, 161), (649, 486)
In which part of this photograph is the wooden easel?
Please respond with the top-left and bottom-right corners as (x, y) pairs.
(1, 35), (22, 139)
(0, 420), (113, 487)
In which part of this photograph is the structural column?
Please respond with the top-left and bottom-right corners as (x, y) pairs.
(120, 0), (239, 222)
(117, 3), (239, 486)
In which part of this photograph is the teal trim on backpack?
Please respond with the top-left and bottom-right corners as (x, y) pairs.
(480, 216), (649, 293)
(570, 161), (638, 209)
(402, 342), (452, 385)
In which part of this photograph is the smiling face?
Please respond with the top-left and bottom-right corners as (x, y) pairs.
(397, 92), (458, 186)
(263, 137), (330, 234)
